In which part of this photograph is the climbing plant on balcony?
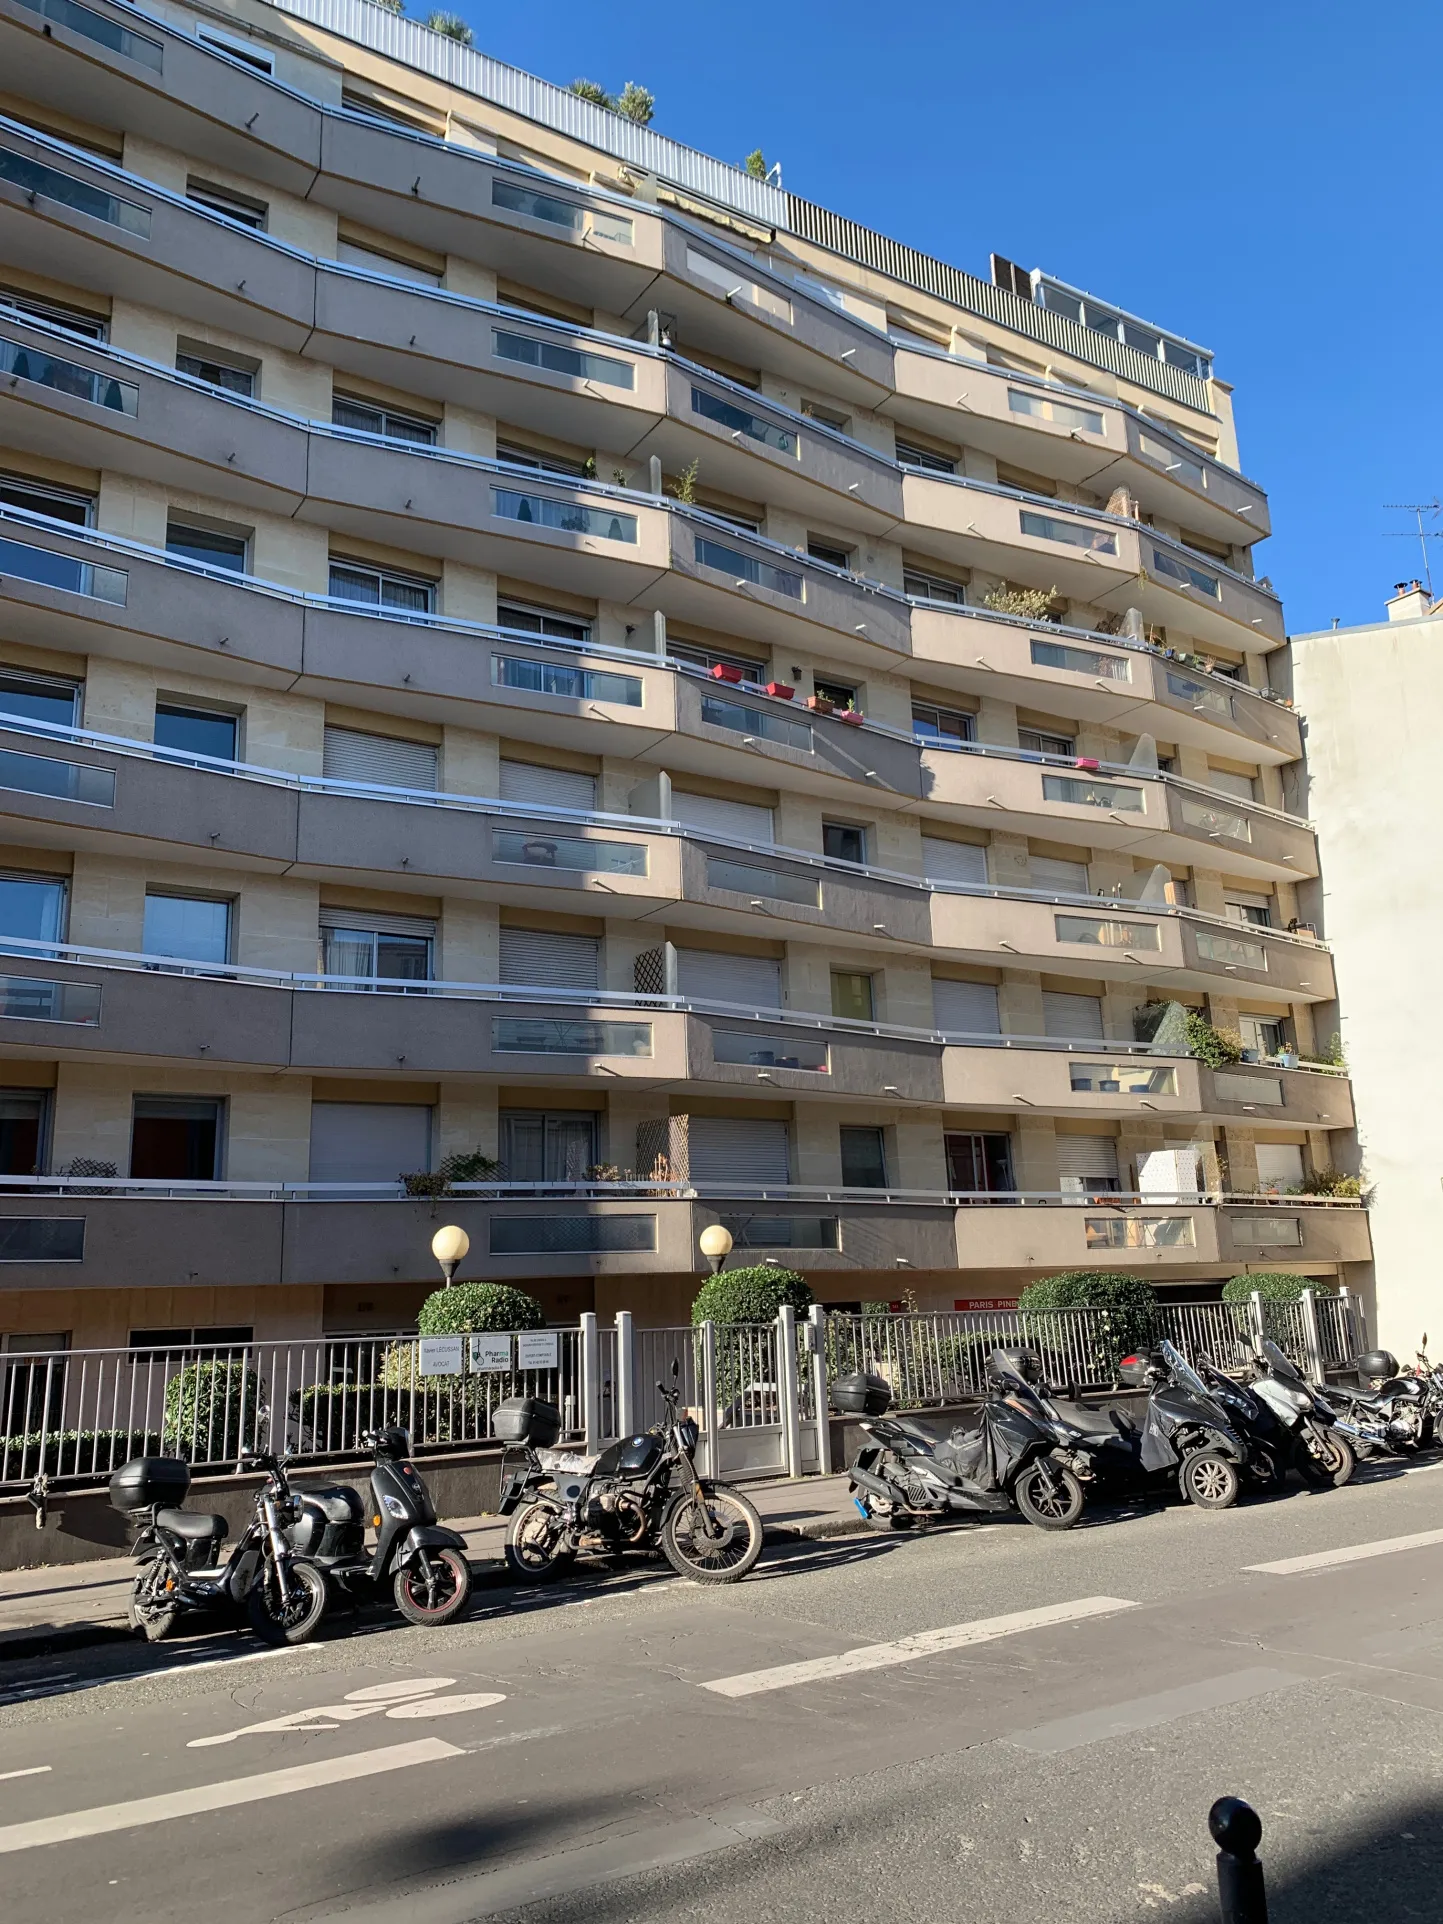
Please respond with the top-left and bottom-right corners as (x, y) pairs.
(1184, 1010), (1244, 1067)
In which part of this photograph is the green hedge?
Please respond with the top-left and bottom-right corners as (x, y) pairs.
(692, 1265), (813, 1326)
(162, 1361), (263, 1462)
(417, 1282), (544, 1334)
(1017, 1271), (1159, 1381)
(1, 1429), (162, 1477)
(1222, 1271), (1306, 1303)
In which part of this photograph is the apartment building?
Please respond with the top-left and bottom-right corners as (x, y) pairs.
(0, 0), (1369, 1350)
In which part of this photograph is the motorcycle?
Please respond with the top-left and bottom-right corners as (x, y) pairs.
(110, 1451), (328, 1646)
(284, 1426), (472, 1626)
(838, 1349), (1087, 1532)
(1324, 1348), (1433, 1457)
(1245, 1339), (1356, 1487)
(1115, 1340), (1250, 1509)
(497, 1369), (765, 1584)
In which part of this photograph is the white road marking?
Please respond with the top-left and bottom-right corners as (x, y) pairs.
(1245, 1526), (1443, 1575)
(0, 1766), (51, 1782)
(386, 1692), (506, 1719)
(0, 1738), (462, 1854)
(700, 1595), (1138, 1698)
(189, 1680), (505, 1747)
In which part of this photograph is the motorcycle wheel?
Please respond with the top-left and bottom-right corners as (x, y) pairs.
(247, 1560), (328, 1646)
(393, 1548), (472, 1626)
(660, 1483), (763, 1584)
(505, 1501), (577, 1583)
(1179, 1450), (1241, 1510)
(1014, 1462), (1085, 1531)
(128, 1581), (179, 1643)
(1300, 1432), (1356, 1490)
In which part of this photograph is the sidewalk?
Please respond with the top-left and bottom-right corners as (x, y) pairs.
(0, 1473), (865, 1661)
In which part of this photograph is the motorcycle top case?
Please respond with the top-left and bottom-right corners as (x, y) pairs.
(492, 1396), (563, 1447)
(1117, 1353), (1160, 1388)
(831, 1372), (893, 1416)
(108, 1456), (191, 1514)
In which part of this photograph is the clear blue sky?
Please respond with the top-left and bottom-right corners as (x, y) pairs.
(449, 0), (1437, 633)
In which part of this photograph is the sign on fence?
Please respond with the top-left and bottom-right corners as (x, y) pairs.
(517, 1331), (559, 1370)
(418, 1336), (463, 1376)
(469, 1334), (512, 1371)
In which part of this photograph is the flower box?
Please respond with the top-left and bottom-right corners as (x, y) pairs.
(710, 663), (744, 684)
(837, 708), (864, 726)
(765, 681), (795, 701)
(805, 695), (835, 715)
(1073, 755), (1101, 771)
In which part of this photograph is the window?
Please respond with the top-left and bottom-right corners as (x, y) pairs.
(2, 1331), (69, 1432)
(1020, 510), (1117, 556)
(0, 668), (80, 728)
(322, 727), (438, 791)
(167, 521), (248, 572)
(1254, 1142), (1304, 1191)
(894, 440), (957, 475)
(320, 915), (434, 986)
(496, 600), (591, 644)
(500, 927), (599, 991)
(1030, 855), (1089, 895)
(129, 1323), (254, 1356)
(1007, 389), (1105, 436)
(904, 567), (966, 606)
(0, 475), (94, 526)
(176, 345), (256, 399)
(923, 839), (988, 888)
(131, 1097), (222, 1179)
(831, 971), (874, 1022)
(1043, 991), (1104, 1040)
(672, 792), (773, 844)
(0, 286), (108, 341)
(822, 822), (866, 865)
(946, 1132), (1014, 1196)
(1043, 775), (1144, 811)
(492, 329), (635, 391)
(840, 1125), (888, 1189)
(1226, 893), (1273, 929)
(10, 0), (160, 69)
(801, 399), (851, 433)
(332, 395), (438, 446)
(153, 704), (237, 764)
(492, 489), (637, 545)
(814, 677), (857, 709)
(495, 440), (591, 479)
(807, 535), (853, 571)
(0, 335), (134, 415)
(669, 639), (765, 681)
(336, 239), (440, 287)
(932, 976), (999, 1033)
(1056, 1134), (1120, 1196)
(499, 1110), (596, 1183)
(185, 178), (267, 230)
(0, 1090), (44, 1174)
(328, 559), (436, 615)
(1207, 768), (1257, 803)
(500, 760), (597, 812)
(143, 892), (231, 967)
(1019, 727), (1075, 758)
(308, 1102), (431, 1185)
(1239, 1014), (1286, 1058)
(0, 871), (66, 954)
(912, 702), (975, 746)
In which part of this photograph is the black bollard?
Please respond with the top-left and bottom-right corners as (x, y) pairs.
(1209, 1797), (1268, 1924)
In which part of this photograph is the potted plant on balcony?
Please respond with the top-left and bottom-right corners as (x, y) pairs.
(837, 702), (864, 727)
(764, 681), (795, 700)
(805, 693), (836, 715)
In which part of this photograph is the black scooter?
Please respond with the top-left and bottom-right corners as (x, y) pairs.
(289, 1426), (473, 1625)
(1115, 1340), (1250, 1509)
(838, 1350), (1087, 1531)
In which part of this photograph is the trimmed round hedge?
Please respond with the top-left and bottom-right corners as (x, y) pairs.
(416, 1282), (545, 1334)
(1016, 1271), (1159, 1381)
(1222, 1271), (1306, 1303)
(691, 1265), (813, 1326)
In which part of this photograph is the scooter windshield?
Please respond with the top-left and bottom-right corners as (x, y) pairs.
(1261, 1338), (1304, 1384)
(1159, 1338), (1210, 1400)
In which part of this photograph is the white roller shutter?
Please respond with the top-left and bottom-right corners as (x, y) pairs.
(677, 948), (782, 1008)
(688, 1116), (789, 1183)
(922, 836), (987, 886)
(309, 1103), (432, 1183)
(1255, 1143), (1304, 1192)
(932, 977), (1000, 1035)
(323, 727), (437, 790)
(1030, 855), (1089, 895)
(1042, 991), (1104, 1040)
(499, 927), (599, 990)
(500, 760), (597, 812)
(1055, 1136), (1119, 1183)
(673, 792), (774, 845)
(1206, 767), (1256, 801)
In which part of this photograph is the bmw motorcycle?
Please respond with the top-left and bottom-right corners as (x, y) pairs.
(840, 1349), (1087, 1532)
(498, 1369), (765, 1584)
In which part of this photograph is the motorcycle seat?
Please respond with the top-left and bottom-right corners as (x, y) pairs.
(1052, 1400), (1124, 1437)
(156, 1508), (227, 1543)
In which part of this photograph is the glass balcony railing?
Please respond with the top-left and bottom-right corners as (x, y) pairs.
(13, 0), (164, 69)
(1179, 796), (1252, 843)
(720, 1215), (841, 1249)
(1086, 1215), (1196, 1249)
(693, 535), (803, 600)
(699, 694), (812, 753)
(489, 1215), (656, 1255)
(1007, 388), (1104, 436)
(1031, 638), (1130, 681)
(690, 387), (797, 456)
(492, 489), (637, 544)
(0, 533), (128, 605)
(0, 745), (115, 806)
(0, 335), (138, 415)
(1054, 914), (1162, 951)
(706, 856), (820, 908)
(1043, 774), (1144, 811)
(492, 1018), (653, 1056)
(1194, 930), (1267, 971)
(1020, 510), (1118, 556)
(492, 653), (643, 706)
(0, 973), (101, 1023)
(493, 829), (648, 876)
(1138, 432), (1205, 491)
(1230, 1215), (1301, 1248)
(1152, 547), (1221, 599)
(712, 1030), (829, 1071)
(492, 329), (635, 391)
(0, 146), (151, 237)
(490, 179), (633, 246)
(1070, 1064), (1178, 1096)
(1165, 671), (1233, 717)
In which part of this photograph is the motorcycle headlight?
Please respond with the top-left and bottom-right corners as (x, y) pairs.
(381, 1493), (408, 1520)
(679, 1418), (700, 1452)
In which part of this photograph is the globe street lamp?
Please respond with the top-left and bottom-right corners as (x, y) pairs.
(430, 1223), (470, 1287)
(698, 1223), (734, 1276)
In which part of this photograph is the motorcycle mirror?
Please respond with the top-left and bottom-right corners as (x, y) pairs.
(671, 1359), (680, 1381)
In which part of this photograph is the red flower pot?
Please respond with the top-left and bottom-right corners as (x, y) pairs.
(710, 663), (744, 684)
(805, 695), (835, 715)
(765, 681), (795, 700)
(837, 708), (864, 726)
(1073, 755), (1101, 771)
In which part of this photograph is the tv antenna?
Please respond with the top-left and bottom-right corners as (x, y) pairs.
(1384, 499), (1443, 596)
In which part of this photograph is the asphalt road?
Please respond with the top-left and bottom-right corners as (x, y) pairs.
(2, 1460), (1442, 1924)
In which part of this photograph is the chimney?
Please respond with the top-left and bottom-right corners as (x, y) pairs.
(1387, 579), (1434, 622)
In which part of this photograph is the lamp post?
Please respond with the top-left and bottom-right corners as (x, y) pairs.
(430, 1224), (470, 1287)
(698, 1224), (734, 1276)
